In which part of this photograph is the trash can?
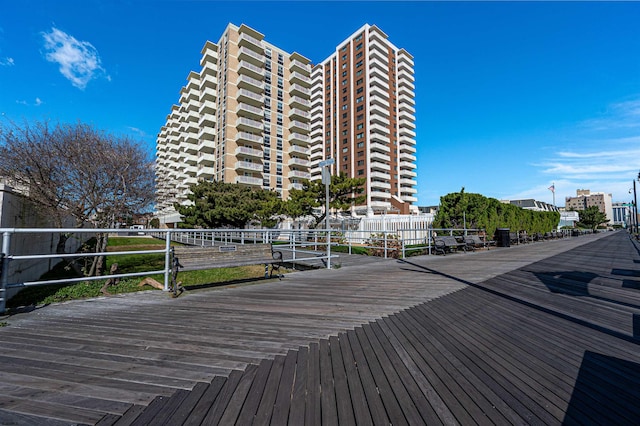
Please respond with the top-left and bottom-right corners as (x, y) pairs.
(495, 228), (510, 247)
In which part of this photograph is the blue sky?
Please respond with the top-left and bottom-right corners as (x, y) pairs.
(1, 1), (640, 208)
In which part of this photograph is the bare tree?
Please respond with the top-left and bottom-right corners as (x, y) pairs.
(0, 120), (155, 275)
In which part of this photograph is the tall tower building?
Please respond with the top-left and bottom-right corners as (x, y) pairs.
(309, 24), (417, 216)
(155, 24), (312, 224)
(155, 23), (417, 225)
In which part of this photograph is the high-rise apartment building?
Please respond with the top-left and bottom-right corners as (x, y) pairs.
(155, 24), (312, 224)
(155, 23), (417, 224)
(310, 24), (417, 216)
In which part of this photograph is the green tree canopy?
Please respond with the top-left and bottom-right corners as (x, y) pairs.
(433, 188), (560, 237)
(283, 173), (366, 228)
(175, 181), (283, 229)
(575, 206), (609, 230)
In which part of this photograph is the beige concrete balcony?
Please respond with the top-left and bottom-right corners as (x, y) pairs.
(290, 71), (311, 87)
(238, 46), (265, 66)
(289, 120), (310, 133)
(290, 132), (310, 145)
(237, 74), (263, 92)
(236, 117), (263, 132)
(289, 170), (311, 179)
(238, 33), (263, 50)
(236, 161), (263, 172)
(235, 146), (263, 158)
(291, 84), (310, 97)
(237, 88), (264, 107)
(238, 60), (264, 80)
(237, 102), (263, 120)
(236, 132), (263, 145)
(289, 108), (310, 120)
(289, 145), (310, 156)
(290, 96), (311, 110)
(236, 175), (263, 186)
(288, 157), (310, 167)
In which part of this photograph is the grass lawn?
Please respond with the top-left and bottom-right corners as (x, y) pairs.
(7, 236), (282, 310)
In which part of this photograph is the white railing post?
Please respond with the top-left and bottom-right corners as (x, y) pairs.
(327, 228), (331, 269)
(164, 230), (172, 292)
(0, 231), (11, 314)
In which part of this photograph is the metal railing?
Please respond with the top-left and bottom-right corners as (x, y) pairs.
(0, 226), (581, 314)
(0, 228), (337, 314)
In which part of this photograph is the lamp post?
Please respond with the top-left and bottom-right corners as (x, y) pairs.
(320, 158), (334, 269)
(634, 173), (639, 234)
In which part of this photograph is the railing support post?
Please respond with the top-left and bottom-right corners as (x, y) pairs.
(1, 231), (12, 315)
(164, 230), (171, 292)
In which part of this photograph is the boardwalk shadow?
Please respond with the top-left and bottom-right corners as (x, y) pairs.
(534, 271), (640, 310)
(398, 259), (640, 344)
(534, 271), (596, 297)
(563, 351), (640, 424)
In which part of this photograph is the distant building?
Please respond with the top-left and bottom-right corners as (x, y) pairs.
(612, 202), (632, 228)
(507, 199), (559, 212)
(558, 211), (580, 228)
(565, 189), (613, 223)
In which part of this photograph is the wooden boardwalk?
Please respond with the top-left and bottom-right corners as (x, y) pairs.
(0, 231), (639, 424)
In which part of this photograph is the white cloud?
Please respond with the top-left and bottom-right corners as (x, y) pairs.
(533, 97), (640, 203)
(15, 98), (44, 107)
(41, 27), (109, 89)
(0, 57), (14, 66)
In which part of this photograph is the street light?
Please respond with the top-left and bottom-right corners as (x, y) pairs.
(320, 158), (334, 269)
(634, 172), (639, 234)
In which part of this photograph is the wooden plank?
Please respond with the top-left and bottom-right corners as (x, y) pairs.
(362, 321), (427, 424)
(253, 354), (286, 426)
(390, 307), (521, 425)
(161, 382), (209, 425)
(329, 335), (356, 426)
(199, 369), (248, 425)
(234, 358), (273, 425)
(337, 330), (373, 426)
(217, 363), (259, 425)
(319, 338), (338, 425)
(345, 329), (390, 426)
(304, 342), (321, 425)
(182, 376), (227, 426)
(270, 349), (298, 425)
(353, 326), (406, 425)
(288, 346), (308, 425)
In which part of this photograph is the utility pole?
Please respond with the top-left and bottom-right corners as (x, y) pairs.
(634, 172), (639, 234)
(320, 158), (334, 269)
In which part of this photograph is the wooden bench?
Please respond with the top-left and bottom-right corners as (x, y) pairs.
(434, 236), (468, 255)
(170, 243), (284, 296)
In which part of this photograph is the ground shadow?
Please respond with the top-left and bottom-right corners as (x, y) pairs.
(397, 258), (640, 344)
(563, 351), (640, 425)
(534, 271), (640, 310)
